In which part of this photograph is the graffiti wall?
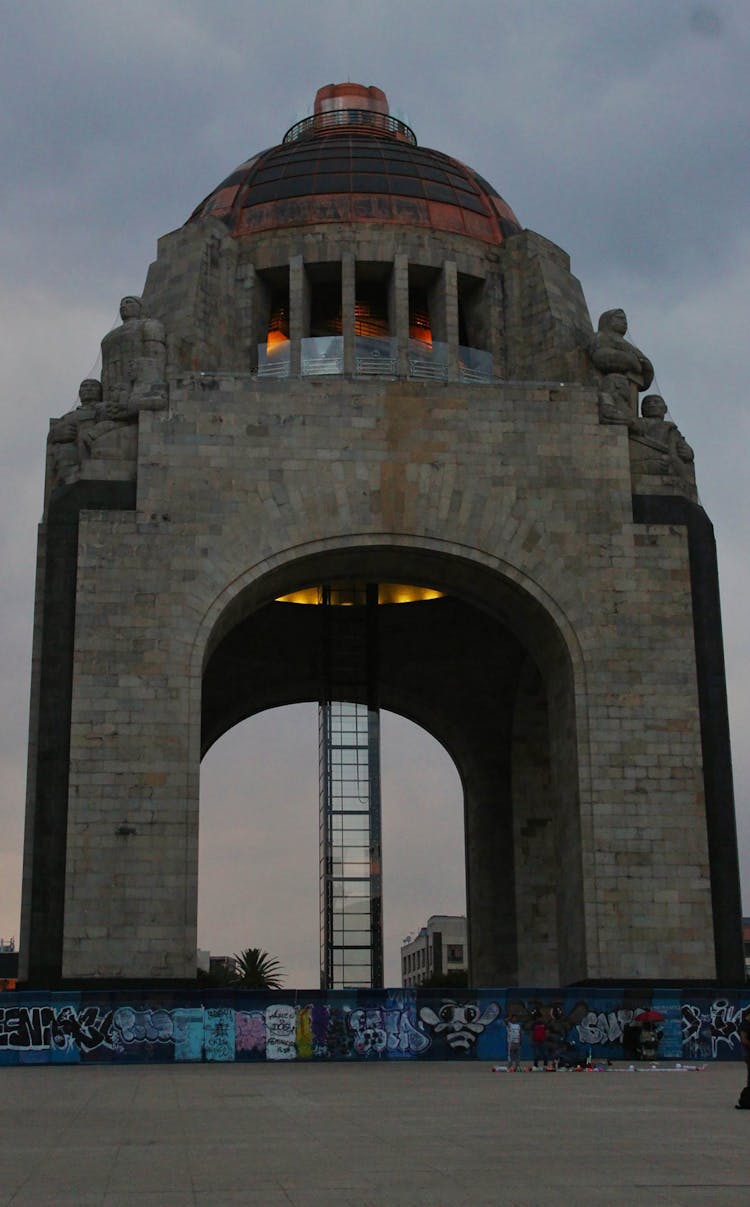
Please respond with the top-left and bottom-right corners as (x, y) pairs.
(0, 987), (746, 1065)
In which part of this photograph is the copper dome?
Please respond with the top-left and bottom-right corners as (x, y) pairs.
(188, 84), (521, 246)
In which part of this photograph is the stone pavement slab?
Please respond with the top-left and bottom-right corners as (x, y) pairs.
(0, 1062), (748, 1205)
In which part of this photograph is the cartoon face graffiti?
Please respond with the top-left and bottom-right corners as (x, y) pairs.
(419, 999), (500, 1051)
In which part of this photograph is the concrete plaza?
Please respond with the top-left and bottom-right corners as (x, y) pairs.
(0, 1061), (747, 1206)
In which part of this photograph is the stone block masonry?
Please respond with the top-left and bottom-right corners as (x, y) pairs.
(20, 81), (743, 987)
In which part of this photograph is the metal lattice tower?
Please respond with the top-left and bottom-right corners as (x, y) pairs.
(319, 584), (383, 989)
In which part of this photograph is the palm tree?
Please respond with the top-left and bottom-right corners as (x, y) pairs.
(233, 947), (285, 989)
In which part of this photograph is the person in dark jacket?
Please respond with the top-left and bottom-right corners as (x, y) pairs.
(531, 1015), (547, 1068)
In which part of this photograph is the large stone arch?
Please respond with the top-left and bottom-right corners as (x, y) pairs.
(194, 537), (591, 986)
(20, 80), (743, 992)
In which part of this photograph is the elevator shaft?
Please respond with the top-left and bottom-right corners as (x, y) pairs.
(319, 584), (383, 989)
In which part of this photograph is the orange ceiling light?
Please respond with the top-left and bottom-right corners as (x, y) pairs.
(276, 587), (322, 605)
(276, 583), (444, 605)
(377, 583), (443, 604)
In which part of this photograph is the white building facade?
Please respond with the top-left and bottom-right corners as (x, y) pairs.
(401, 915), (467, 987)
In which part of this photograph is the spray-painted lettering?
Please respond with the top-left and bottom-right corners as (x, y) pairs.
(1, 991), (747, 1064)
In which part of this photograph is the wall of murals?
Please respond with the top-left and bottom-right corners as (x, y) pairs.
(0, 987), (746, 1065)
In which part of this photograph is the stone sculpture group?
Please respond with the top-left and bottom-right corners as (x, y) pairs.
(589, 307), (695, 489)
(48, 298), (694, 495)
(47, 296), (166, 488)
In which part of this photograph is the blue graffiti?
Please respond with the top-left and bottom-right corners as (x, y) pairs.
(0, 990), (747, 1065)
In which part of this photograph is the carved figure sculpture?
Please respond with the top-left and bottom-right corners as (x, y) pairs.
(100, 295), (167, 418)
(590, 308), (654, 424)
(630, 394), (695, 487)
(47, 378), (102, 485)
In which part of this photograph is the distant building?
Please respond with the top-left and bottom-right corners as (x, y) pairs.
(0, 939), (18, 990)
(401, 916), (467, 987)
(196, 950), (235, 981)
(209, 955), (236, 980)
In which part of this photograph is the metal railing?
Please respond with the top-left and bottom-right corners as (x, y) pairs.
(283, 109), (417, 146)
(355, 336), (397, 377)
(408, 339), (448, 382)
(458, 345), (493, 383)
(256, 339), (493, 383)
(257, 341), (291, 378)
(301, 336), (344, 376)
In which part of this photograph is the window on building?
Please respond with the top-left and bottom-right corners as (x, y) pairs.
(266, 283), (290, 345)
(408, 283), (431, 344)
(355, 264), (390, 338)
(457, 273), (486, 350)
(447, 944), (464, 963)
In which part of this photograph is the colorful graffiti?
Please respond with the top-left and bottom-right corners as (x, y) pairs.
(0, 989), (746, 1065)
(418, 999), (500, 1053)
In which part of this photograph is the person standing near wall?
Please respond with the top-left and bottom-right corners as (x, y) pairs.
(531, 1014), (547, 1068)
(622, 1019), (641, 1063)
(544, 1008), (565, 1069)
(506, 1014), (521, 1071)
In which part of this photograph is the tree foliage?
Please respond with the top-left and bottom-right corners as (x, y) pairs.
(233, 947), (285, 989)
(196, 962), (236, 988)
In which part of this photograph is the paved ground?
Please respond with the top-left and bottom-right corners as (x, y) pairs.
(0, 1061), (748, 1206)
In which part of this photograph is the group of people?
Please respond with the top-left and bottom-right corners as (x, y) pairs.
(505, 1012), (562, 1071)
(504, 1007), (750, 1099)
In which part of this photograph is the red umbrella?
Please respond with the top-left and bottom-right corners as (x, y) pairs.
(636, 1009), (665, 1023)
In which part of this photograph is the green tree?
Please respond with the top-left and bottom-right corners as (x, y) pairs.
(233, 947), (285, 989)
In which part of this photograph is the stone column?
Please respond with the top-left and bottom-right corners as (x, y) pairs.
(390, 254), (409, 377)
(428, 261), (459, 379)
(485, 274), (505, 378)
(289, 254), (308, 376)
(342, 251), (356, 375)
(443, 260), (459, 380)
(237, 263), (267, 373)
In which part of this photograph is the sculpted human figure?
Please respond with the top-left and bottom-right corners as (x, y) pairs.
(631, 394), (695, 485)
(590, 308), (654, 423)
(47, 378), (102, 485)
(100, 294), (167, 418)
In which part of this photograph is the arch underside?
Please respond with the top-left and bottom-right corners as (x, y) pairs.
(201, 546), (585, 986)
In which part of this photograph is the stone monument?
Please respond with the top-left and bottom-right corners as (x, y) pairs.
(19, 83), (743, 988)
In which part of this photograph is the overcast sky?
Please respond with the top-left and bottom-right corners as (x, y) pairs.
(1, 1), (748, 985)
